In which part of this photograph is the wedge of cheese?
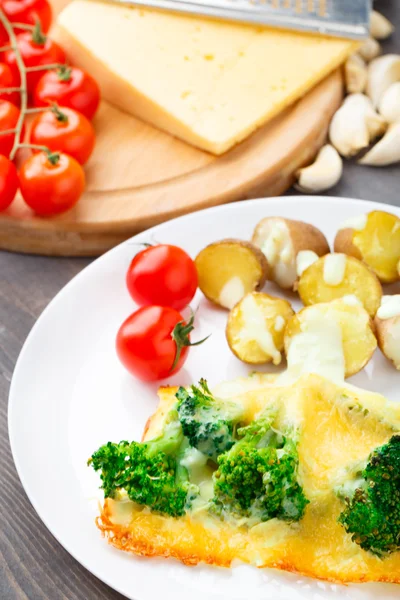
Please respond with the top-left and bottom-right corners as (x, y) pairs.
(54, 1), (357, 154)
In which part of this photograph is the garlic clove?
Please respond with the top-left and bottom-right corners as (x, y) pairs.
(358, 37), (381, 62)
(359, 122), (400, 166)
(367, 54), (400, 107)
(379, 82), (400, 124)
(294, 144), (343, 193)
(370, 10), (394, 40)
(345, 54), (367, 94)
(329, 93), (386, 157)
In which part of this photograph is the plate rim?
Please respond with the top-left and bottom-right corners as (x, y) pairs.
(8, 195), (400, 600)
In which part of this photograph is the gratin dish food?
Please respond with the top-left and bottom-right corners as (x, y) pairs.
(88, 206), (400, 587)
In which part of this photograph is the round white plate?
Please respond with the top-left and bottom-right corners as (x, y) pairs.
(9, 197), (400, 600)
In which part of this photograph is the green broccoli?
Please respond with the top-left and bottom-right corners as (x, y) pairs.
(176, 379), (243, 462)
(88, 414), (197, 517)
(212, 407), (309, 524)
(337, 434), (400, 556)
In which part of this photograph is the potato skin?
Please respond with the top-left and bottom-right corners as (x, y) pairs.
(252, 217), (330, 258)
(195, 239), (270, 307)
(333, 228), (362, 260)
(226, 292), (294, 365)
(374, 315), (400, 370)
(285, 219), (330, 257)
(298, 254), (383, 317)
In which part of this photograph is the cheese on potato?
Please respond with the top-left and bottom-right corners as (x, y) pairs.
(54, 1), (357, 154)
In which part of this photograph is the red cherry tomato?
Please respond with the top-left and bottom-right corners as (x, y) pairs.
(19, 151), (85, 216)
(0, 99), (21, 156)
(0, 154), (18, 210)
(29, 106), (95, 165)
(0, 0), (52, 36)
(33, 66), (100, 120)
(3, 29), (66, 94)
(126, 245), (198, 310)
(0, 63), (20, 105)
(116, 306), (203, 381)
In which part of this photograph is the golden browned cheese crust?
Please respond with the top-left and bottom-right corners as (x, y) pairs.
(94, 375), (400, 583)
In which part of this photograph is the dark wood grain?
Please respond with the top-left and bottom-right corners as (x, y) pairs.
(0, 1), (399, 598)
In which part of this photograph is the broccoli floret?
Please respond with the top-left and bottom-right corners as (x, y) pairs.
(176, 379), (243, 462)
(212, 407), (308, 524)
(88, 415), (196, 517)
(337, 434), (400, 556)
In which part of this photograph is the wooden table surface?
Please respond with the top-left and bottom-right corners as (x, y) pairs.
(0, 1), (399, 598)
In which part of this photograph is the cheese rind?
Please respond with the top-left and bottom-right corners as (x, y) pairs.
(55, 1), (356, 154)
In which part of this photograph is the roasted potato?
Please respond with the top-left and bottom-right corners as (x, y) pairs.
(297, 253), (382, 317)
(226, 292), (294, 365)
(284, 298), (377, 378)
(334, 210), (400, 283)
(374, 295), (400, 370)
(195, 239), (269, 309)
(252, 217), (329, 290)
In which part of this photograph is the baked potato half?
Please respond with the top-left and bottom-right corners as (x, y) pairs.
(252, 217), (329, 290)
(334, 211), (400, 283)
(226, 292), (294, 365)
(195, 239), (269, 309)
(297, 253), (382, 317)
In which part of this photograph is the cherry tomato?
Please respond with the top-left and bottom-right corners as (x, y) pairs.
(0, 0), (52, 37)
(0, 63), (20, 105)
(126, 245), (198, 310)
(0, 99), (21, 156)
(19, 151), (85, 216)
(116, 306), (203, 381)
(3, 28), (66, 94)
(29, 106), (95, 165)
(0, 154), (18, 210)
(33, 66), (100, 120)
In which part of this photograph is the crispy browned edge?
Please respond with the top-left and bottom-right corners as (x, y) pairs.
(95, 500), (400, 584)
(225, 292), (294, 365)
(195, 239), (270, 306)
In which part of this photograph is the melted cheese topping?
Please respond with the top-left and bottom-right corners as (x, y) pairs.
(381, 318), (400, 368)
(377, 295), (400, 320)
(238, 294), (281, 364)
(323, 254), (346, 286)
(261, 220), (296, 289)
(219, 277), (245, 309)
(104, 375), (400, 583)
(296, 250), (319, 277)
(339, 214), (368, 231)
(280, 306), (345, 384)
(342, 294), (362, 307)
(274, 315), (285, 332)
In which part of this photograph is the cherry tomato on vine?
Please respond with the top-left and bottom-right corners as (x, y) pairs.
(29, 105), (95, 165)
(116, 306), (207, 381)
(0, 63), (20, 105)
(19, 150), (85, 216)
(0, 154), (18, 210)
(0, 0), (52, 38)
(0, 99), (21, 156)
(33, 66), (100, 120)
(3, 25), (66, 93)
(126, 245), (198, 310)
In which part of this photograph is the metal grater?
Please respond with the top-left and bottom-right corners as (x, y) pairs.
(104, 0), (371, 39)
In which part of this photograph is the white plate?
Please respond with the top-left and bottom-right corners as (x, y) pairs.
(9, 196), (400, 600)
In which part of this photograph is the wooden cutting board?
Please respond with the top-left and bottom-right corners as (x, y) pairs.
(0, 0), (343, 257)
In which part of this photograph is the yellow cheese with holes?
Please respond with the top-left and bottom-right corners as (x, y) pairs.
(54, 1), (357, 154)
